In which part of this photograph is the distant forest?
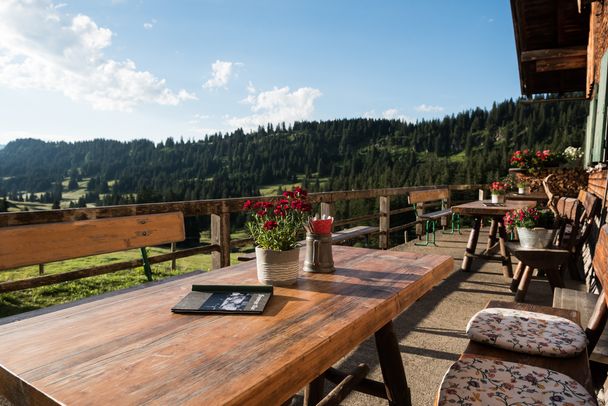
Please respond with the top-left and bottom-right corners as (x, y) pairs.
(0, 97), (588, 210)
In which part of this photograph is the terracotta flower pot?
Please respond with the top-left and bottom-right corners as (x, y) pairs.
(255, 246), (300, 286)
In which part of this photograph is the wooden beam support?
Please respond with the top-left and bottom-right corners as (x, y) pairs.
(379, 196), (390, 250)
(316, 364), (369, 406)
(520, 46), (587, 62)
(211, 211), (231, 269)
(536, 56), (587, 72)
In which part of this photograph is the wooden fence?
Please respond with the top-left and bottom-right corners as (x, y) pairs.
(0, 184), (482, 293)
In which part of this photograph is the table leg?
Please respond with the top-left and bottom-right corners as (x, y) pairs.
(461, 217), (481, 272)
(510, 262), (524, 292)
(515, 266), (533, 302)
(497, 220), (513, 279)
(375, 321), (411, 406)
(485, 219), (498, 252)
(304, 375), (325, 406)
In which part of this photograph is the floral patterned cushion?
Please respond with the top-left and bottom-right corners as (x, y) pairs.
(437, 357), (596, 405)
(466, 307), (587, 357)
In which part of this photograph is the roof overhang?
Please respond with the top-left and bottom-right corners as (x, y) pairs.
(511, 0), (590, 97)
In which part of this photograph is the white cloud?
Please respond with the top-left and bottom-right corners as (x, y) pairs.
(227, 86), (322, 130)
(143, 19), (156, 30)
(0, 0), (195, 111)
(363, 108), (410, 122)
(246, 81), (256, 94)
(415, 104), (444, 113)
(203, 60), (240, 89)
(382, 108), (409, 121)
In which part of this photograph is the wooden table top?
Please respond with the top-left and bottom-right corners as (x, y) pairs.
(505, 191), (548, 203)
(0, 246), (453, 405)
(451, 200), (536, 216)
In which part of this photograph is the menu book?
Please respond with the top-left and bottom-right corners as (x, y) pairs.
(171, 285), (273, 314)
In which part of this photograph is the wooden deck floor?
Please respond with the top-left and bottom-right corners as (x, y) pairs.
(324, 227), (588, 406)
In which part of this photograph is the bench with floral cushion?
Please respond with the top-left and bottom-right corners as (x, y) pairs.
(434, 224), (608, 405)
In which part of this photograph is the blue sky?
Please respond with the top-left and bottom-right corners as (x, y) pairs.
(0, 0), (520, 143)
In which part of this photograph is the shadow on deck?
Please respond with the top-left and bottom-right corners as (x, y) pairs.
(328, 227), (587, 406)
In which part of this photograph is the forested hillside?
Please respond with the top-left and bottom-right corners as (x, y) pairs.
(0, 97), (588, 208)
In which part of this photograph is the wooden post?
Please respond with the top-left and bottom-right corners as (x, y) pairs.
(211, 211), (231, 269)
(379, 196), (390, 250)
(38, 264), (44, 275)
(320, 202), (334, 219)
(171, 242), (177, 271)
(415, 203), (424, 238)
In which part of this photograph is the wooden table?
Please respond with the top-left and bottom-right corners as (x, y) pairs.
(505, 191), (548, 204)
(0, 246), (453, 406)
(451, 200), (536, 279)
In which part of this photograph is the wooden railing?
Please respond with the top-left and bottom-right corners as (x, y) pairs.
(0, 184), (482, 292)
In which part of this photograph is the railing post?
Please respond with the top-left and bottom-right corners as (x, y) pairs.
(416, 202), (424, 238)
(379, 196), (390, 249)
(320, 202), (334, 218)
(211, 210), (231, 269)
(38, 264), (44, 275)
(171, 242), (177, 271)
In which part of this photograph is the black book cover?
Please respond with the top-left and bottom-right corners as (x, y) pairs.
(171, 285), (273, 314)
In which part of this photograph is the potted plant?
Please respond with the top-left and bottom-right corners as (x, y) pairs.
(489, 181), (507, 203)
(516, 180), (528, 195)
(503, 207), (557, 248)
(243, 187), (312, 286)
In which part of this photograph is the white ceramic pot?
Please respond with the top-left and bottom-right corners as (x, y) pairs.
(517, 227), (556, 249)
(255, 246), (300, 286)
(518, 187), (526, 195)
(491, 194), (505, 204)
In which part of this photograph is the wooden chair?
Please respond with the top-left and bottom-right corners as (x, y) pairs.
(408, 188), (459, 246)
(0, 212), (186, 293)
(508, 191), (600, 302)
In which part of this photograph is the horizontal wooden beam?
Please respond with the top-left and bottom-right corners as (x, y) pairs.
(536, 55), (587, 72)
(520, 46), (587, 62)
(0, 245), (219, 293)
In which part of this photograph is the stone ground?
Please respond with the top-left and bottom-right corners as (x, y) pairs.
(291, 227), (595, 406)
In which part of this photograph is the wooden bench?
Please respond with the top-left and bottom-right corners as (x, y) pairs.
(408, 188), (459, 246)
(237, 225), (379, 262)
(0, 212), (186, 293)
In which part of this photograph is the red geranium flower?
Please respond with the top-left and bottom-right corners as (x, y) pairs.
(263, 220), (277, 230)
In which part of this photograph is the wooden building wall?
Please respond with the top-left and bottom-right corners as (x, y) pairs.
(590, 2), (608, 93)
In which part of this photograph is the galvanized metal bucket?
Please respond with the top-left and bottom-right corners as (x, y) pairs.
(517, 227), (556, 249)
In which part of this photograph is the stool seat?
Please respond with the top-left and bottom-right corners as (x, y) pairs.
(437, 357), (596, 405)
(466, 307), (587, 357)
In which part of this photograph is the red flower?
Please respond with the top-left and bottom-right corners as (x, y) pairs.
(256, 209), (267, 217)
(282, 191), (294, 198)
(243, 200), (252, 210)
(263, 220), (277, 230)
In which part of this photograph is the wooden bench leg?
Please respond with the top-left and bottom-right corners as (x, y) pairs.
(461, 217), (481, 272)
(515, 266), (533, 302)
(375, 321), (411, 406)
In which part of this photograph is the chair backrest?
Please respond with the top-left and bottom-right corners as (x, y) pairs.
(575, 191), (601, 251)
(585, 225), (608, 353)
(0, 212), (185, 271)
(408, 188), (449, 205)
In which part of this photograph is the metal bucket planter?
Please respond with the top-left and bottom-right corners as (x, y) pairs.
(255, 246), (300, 286)
(517, 227), (556, 249)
